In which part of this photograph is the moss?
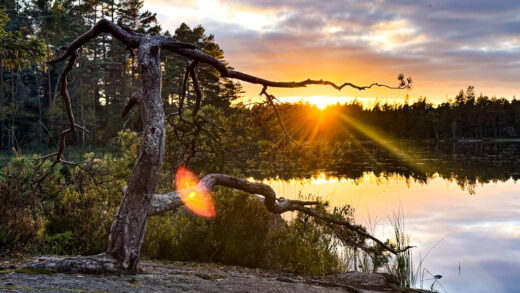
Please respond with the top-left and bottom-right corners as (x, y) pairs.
(0, 270), (13, 274)
(0, 285), (33, 290)
(15, 268), (54, 275)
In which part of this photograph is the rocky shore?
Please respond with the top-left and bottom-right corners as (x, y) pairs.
(0, 256), (431, 292)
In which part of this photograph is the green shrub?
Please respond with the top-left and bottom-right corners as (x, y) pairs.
(0, 128), (380, 278)
(0, 130), (137, 254)
(43, 132), (137, 255)
(0, 157), (62, 250)
(39, 231), (73, 255)
(142, 188), (346, 276)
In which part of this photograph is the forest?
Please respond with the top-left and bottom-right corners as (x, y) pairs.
(2, 1), (520, 153)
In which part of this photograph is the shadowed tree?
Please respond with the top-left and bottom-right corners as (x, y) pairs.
(28, 19), (412, 274)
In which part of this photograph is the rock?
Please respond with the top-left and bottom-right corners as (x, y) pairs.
(0, 256), (432, 292)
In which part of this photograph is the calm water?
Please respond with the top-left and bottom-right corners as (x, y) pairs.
(256, 142), (520, 293)
(4, 142), (519, 291)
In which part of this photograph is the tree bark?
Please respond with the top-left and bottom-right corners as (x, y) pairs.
(105, 38), (165, 274)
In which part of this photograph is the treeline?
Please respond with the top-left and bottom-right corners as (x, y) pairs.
(2, 1), (520, 153)
(0, 0), (241, 150)
(257, 86), (520, 143)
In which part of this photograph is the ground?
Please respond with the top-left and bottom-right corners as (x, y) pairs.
(0, 256), (430, 292)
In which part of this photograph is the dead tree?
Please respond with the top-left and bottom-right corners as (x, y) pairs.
(28, 19), (412, 274)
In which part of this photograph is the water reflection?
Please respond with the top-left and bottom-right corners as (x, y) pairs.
(263, 172), (520, 293)
(250, 142), (520, 191)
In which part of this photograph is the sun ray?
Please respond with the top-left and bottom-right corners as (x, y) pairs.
(338, 114), (429, 174)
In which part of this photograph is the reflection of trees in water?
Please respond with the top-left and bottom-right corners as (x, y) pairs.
(249, 142), (520, 191)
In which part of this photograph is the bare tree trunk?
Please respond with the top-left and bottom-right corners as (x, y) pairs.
(105, 39), (165, 274)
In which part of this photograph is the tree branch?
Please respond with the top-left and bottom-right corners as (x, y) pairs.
(167, 47), (412, 92)
(46, 19), (410, 167)
(50, 53), (78, 168)
(178, 60), (199, 118)
(49, 19), (195, 65)
(49, 19), (140, 65)
(148, 173), (412, 255)
(260, 86), (299, 144)
(189, 62), (202, 117)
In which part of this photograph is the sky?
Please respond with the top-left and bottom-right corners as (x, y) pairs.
(144, 0), (520, 106)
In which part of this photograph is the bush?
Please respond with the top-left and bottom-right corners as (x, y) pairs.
(0, 129), (378, 277)
(43, 132), (137, 254)
(0, 157), (62, 250)
(142, 188), (346, 275)
(0, 130), (137, 254)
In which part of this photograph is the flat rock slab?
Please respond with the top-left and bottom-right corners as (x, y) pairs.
(0, 256), (430, 292)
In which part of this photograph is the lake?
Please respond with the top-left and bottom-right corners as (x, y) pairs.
(254, 142), (520, 293)
(3, 141), (519, 292)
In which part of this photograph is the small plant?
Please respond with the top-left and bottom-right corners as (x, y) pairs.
(40, 232), (73, 255)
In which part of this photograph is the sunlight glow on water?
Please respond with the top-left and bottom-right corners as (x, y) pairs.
(265, 172), (520, 293)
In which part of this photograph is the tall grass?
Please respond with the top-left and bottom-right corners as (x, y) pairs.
(387, 208), (414, 287)
(385, 208), (449, 292)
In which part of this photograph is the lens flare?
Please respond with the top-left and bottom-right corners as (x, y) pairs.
(175, 167), (216, 218)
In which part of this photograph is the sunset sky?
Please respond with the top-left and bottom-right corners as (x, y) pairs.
(144, 0), (520, 106)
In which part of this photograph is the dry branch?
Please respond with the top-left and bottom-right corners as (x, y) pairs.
(46, 18), (410, 169)
(189, 62), (202, 117)
(148, 173), (412, 255)
(168, 47), (411, 91)
(51, 53), (78, 167)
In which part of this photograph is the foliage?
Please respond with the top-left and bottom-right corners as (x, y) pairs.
(142, 189), (346, 275)
(0, 130), (135, 254)
(43, 131), (135, 254)
(0, 129), (369, 276)
(0, 1), (242, 152)
(0, 155), (62, 250)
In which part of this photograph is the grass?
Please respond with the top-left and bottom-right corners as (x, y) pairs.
(0, 146), (121, 168)
(385, 208), (450, 292)
(0, 285), (34, 290)
(387, 208), (413, 288)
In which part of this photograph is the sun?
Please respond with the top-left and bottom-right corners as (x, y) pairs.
(277, 96), (363, 110)
(313, 100), (331, 110)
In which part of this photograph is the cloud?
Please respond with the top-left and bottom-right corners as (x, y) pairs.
(144, 0), (520, 102)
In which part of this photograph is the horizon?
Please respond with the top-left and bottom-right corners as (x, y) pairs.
(235, 90), (518, 110)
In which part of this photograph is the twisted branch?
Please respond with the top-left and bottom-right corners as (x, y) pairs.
(148, 173), (412, 255)
(167, 47), (412, 91)
(49, 19), (195, 65)
(121, 92), (139, 117)
(51, 53), (78, 167)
